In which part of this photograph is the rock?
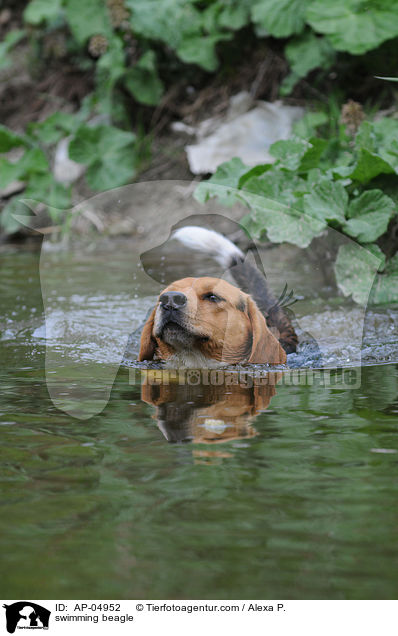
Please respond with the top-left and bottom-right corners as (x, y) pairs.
(182, 91), (305, 174)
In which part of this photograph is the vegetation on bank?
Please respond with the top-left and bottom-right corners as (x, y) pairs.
(195, 108), (398, 304)
(1, 0), (398, 301)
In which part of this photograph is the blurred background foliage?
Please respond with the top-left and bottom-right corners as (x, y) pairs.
(1, 0), (398, 301)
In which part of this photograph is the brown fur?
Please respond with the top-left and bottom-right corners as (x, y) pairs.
(138, 277), (286, 366)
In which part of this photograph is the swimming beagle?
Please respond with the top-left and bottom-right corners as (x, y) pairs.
(138, 227), (297, 367)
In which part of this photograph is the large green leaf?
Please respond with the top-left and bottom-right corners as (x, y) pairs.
(306, 0), (398, 55)
(0, 200), (26, 234)
(202, 1), (251, 31)
(217, 1), (251, 30)
(335, 243), (382, 305)
(349, 149), (395, 183)
(251, 0), (309, 37)
(362, 243), (386, 272)
(0, 160), (22, 189)
(69, 125), (137, 190)
(24, 0), (62, 24)
(269, 138), (311, 171)
(125, 51), (164, 105)
(343, 190), (396, 243)
(303, 180), (348, 224)
(126, 0), (199, 49)
(270, 137), (327, 173)
(177, 32), (232, 71)
(195, 158), (250, 206)
(240, 191), (326, 248)
(370, 273), (398, 304)
(243, 169), (306, 206)
(0, 148), (48, 189)
(95, 36), (126, 116)
(370, 254), (398, 303)
(281, 31), (335, 94)
(64, 0), (111, 43)
(1, 172), (71, 234)
(28, 112), (78, 145)
(0, 125), (27, 152)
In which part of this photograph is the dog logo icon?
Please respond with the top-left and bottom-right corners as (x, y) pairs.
(3, 602), (51, 633)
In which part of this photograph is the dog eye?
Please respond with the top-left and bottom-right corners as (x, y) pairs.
(202, 292), (223, 303)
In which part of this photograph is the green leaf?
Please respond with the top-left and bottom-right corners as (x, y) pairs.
(127, 0), (200, 49)
(23, 176), (71, 218)
(240, 191), (326, 248)
(64, 0), (111, 43)
(0, 160), (23, 189)
(0, 148), (48, 189)
(271, 137), (328, 173)
(237, 164), (272, 188)
(85, 152), (136, 190)
(270, 138), (311, 171)
(69, 125), (137, 190)
(349, 149), (394, 183)
(124, 51), (164, 105)
(306, 0), (398, 55)
(343, 190), (396, 243)
(128, 0), (233, 69)
(0, 30), (25, 71)
(251, 0), (309, 38)
(0, 125), (27, 152)
(24, 0), (62, 24)
(303, 180), (348, 224)
(355, 121), (376, 153)
(281, 31), (335, 94)
(363, 243), (386, 272)
(195, 158), (250, 205)
(372, 117), (398, 146)
(28, 112), (78, 145)
(218, 2), (251, 30)
(379, 141), (398, 175)
(335, 243), (382, 305)
(299, 138), (328, 172)
(0, 173), (71, 234)
(202, 1), (251, 31)
(95, 36), (126, 116)
(177, 32), (232, 71)
(243, 169), (306, 206)
(370, 272), (398, 304)
(0, 200), (24, 234)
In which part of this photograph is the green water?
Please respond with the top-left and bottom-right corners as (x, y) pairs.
(1, 246), (398, 600)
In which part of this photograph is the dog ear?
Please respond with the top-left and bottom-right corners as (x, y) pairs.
(246, 297), (286, 364)
(138, 308), (157, 361)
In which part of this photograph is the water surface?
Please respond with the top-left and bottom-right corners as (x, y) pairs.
(1, 244), (398, 599)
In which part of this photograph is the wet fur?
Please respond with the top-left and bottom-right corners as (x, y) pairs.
(138, 277), (287, 367)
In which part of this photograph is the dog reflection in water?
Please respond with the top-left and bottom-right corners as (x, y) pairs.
(140, 371), (281, 451)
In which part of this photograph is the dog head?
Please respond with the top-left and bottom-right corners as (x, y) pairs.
(138, 277), (286, 366)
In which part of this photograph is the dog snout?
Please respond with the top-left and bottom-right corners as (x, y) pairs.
(159, 291), (187, 310)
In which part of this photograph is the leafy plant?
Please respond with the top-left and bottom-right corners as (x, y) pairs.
(0, 119), (72, 234)
(195, 112), (398, 304)
(0, 108), (139, 233)
(0, 29), (25, 71)
(3, 0), (398, 237)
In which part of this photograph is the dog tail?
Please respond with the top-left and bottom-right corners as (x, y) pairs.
(172, 226), (244, 268)
(172, 226), (298, 353)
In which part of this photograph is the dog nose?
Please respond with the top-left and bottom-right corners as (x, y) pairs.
(159, 291), (187, 310)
